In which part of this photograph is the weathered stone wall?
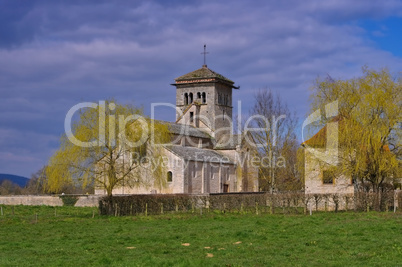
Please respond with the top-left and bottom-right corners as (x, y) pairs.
(101, 149), (186, 195)
(75, 195), (101, 207)
(304, 148), (354, 195)
(0, 195), (100, 207)
(175, 82), (234, 140)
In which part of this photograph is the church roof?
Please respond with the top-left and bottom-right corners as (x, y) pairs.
(214, 134), (242, 149)
(164, 145), (235, 164)
(174, 65), (234, 85)
(214, 132), (257, 150)
(160, 121), (211, 139)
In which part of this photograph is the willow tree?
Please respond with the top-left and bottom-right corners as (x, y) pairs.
(308, 67), (401, 192)
(45, 100), (170, 196)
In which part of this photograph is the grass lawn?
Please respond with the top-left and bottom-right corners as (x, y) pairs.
(0, 205), (401, 266)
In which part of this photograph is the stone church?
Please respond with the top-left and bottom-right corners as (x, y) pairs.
(95, 63), (259, 195)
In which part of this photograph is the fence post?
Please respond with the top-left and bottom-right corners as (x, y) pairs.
(1, 206), (3, 216)
(160, 203), (164, 214)
(145, 203), (148, 217)
(255, 202), (259, 215)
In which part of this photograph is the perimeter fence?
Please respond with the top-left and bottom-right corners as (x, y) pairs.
(99, 191), (401, 216)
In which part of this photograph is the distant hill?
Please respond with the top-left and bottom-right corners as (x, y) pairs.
(0, 174), (30, 187)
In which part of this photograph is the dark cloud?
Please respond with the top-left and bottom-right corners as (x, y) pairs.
(0, 1), (37, 48)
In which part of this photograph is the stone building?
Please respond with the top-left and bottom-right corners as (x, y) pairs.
(95, 64), (259, 195)
(302, 121), (354, 195)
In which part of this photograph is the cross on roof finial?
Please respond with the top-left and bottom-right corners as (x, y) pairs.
(201, 44), (209, 67)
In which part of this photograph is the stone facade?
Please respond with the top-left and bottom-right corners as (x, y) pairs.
(174, 66), (236, 141)
(304, 148), (354, 195)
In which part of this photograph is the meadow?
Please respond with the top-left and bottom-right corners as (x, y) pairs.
(0, 205), (401, 266)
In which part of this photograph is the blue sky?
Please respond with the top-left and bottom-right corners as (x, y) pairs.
(1, 0), (401, 178)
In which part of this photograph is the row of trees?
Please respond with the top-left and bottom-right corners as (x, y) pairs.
(37, 66), (400, 196)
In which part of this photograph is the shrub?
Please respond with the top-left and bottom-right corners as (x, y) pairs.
(59, 195), (79, 206)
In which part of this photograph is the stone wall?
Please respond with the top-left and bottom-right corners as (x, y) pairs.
(304, 148), (354, 195)
(0, 195), (101, 207)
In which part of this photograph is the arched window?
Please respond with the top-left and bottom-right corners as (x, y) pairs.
(197, 92), (201, 99)
(202, 92), (206, 103)
(167, 171), (173, 182)
(184, 93), (188, 105)
(189, 93), (193, 103)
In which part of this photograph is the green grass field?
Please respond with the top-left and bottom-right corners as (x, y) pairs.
(0, 205), (401, 266)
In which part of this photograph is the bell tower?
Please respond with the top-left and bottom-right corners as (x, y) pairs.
(171, 49), (239, 141)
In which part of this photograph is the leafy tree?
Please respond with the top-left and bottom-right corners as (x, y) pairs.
(307, 67), (401, 192)
(249, 89), (301, 192)
(45, 100), (170, 196)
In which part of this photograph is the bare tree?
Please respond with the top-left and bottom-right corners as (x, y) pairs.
(250, 89), (301, 191)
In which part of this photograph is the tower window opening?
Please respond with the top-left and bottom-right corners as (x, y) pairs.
(184, 93), (188, 105)
(190, 112), (194, 123)
(202, 92), (206, 103)
(197, 92), (201, 99)
(189, 93), (193, 103)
